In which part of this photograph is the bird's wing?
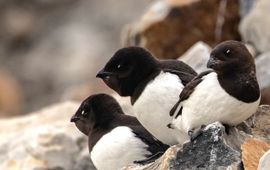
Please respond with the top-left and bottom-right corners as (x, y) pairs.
(160, 60), (197, 86)
(170, 70), (213, 116)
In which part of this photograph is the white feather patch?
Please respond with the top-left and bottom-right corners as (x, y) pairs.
(90, 126), (150, 170)
(133, 71), (189, 145)
(171, 72), (260, 133)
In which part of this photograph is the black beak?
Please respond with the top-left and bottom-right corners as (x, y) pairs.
(70, 114), (80, 122)
(96, 69), (114, 79)
(207, 57), (217, 68)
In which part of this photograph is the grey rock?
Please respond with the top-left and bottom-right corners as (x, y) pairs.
(0, 102), (96, 170)
(170, 122), (242, 170)
(239, 0), (256, 18)
(258, 149), (270, 170)
(239, 0), (270, 54)
(255, 52), (270, 89)
(123, 122), (243, 170)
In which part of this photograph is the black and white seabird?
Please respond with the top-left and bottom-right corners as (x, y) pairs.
(168, 40), (261, 139)
(96, 47), (197, 145)
(70, 94), (169, 170)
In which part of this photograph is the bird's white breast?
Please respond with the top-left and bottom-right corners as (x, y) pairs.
(173, 72), (260, 132)
(90, 126), (150, 170)
(133, 71), (189, 145)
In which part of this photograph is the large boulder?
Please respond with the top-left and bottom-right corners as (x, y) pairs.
(122, 0), (241, 59)
(123, 122), (243, 170)
(123, 105), (270, 170)
(0, 102), (96, 170)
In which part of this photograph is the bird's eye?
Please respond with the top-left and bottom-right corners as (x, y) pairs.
(225, 49), (231, 55)
(81, 110), (87, 116)
(117, 64), (121, 69)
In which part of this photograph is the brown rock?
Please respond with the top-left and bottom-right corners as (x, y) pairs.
(260, 86), (270, 105)
(0, 70), (22, 117)
(241, 138), (270, 170)
(122, 0), (241, 59)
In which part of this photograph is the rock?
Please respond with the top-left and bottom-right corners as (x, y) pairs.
(261, 86), (270, 105)
(0, 70), (22, 117)
(123, 122), (242, 170)
(0, 0), (154, 114)
(239, 0), (256, 18)
(239, 0), (270, 54)
(0, 102), (96, 170)
(241, 138), (270, 170)
(178, 41), (211, 72)
(256, 52), (270, 89)
(258, 149), (270, 170)
(245, 105), (270, 143)
(122, 0), (241, 59)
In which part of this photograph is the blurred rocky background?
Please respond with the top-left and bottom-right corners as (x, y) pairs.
(0, 0), (153, 117)
(1, 0), (270, 170)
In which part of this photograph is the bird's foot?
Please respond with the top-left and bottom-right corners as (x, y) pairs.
(188, 125), (206, 141)
(134, 152), (164, 165)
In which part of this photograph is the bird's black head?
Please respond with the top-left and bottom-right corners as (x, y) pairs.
(207, 40), (255, 74)
(96, 47), (159, 96)
(70, 93), (123, 135)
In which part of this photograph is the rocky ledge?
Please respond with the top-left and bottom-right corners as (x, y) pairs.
(0, 103), (269, 170)
(123, 105), (270, 170)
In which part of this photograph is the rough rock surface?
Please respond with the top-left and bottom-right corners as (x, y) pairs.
(0, 102), (96, 170)
(122, 0), (241, 59)
(123, 122), (243, 170)
(258, 149), (270, 170)
(123, 105), (270, 170)
(239, 0), (270, 54)
(241, 139), (270, 170)
(245, 105), (270, 143)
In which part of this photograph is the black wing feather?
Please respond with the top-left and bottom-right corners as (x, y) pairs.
(160, 60), (197, 86)
(170, 70), (213, 117)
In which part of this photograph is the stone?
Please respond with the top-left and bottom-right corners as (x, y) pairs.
(255, 52), (270, 89)
(261, 86), (270, 105)
(178, 41), (211, 72)
(245, 105), (270, 143)
(241, 138), (270, 170)
(0, 102), (96, 170)
(258, 149), (270, 170)
(123, 122), (242, 170)
(0, 70), (22, 117)
(239, 0), (256, 18)
(122, 0), (241, 59)
(239, 0), (270, 54)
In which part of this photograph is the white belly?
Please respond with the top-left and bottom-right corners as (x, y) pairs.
(173, 72), (260, 133)
(90, 127), (150, 170)
(133, 71), (189, 145)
